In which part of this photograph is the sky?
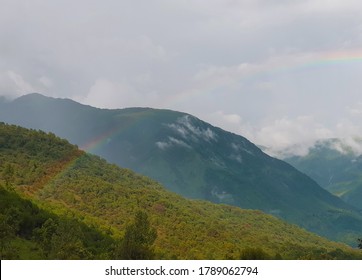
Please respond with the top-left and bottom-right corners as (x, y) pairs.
(1, 0), (362, 156)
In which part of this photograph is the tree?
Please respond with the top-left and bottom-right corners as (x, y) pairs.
(0, 213), (17, 259)
(358, 238), (362, 249)
(34, 218), (91, 259)
(240, 247), (270, 260)
(2, 163), (14, 188)
(49, 219), (91, 260)
(33, 218), (58, 256)
(115, 211), (157, 260)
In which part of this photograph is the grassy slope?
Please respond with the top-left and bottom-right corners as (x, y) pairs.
(1, 123), (362, 259)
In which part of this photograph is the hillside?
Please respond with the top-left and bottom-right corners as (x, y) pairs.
(0, 186), (115, 259)
(284, 139), (362, 210)
(2, 94), (362, 244)
(1, 122), (362, 259)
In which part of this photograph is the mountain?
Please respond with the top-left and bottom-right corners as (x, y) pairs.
(1, 93), (362, 244)
(1, 122), (362, 259)
(284, 139), (362, 210)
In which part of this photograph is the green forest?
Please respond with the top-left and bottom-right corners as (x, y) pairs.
(1, 122), (362, 260)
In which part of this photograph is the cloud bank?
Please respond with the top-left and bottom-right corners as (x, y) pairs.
(1, 0), (362, 154)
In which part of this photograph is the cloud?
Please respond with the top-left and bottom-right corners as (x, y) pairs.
(205, 111), (255, 140)
(211, 110), (362, 158)
(254, 116), (333, 157)
(249, 116), (362, 157)
(329, 138), (362, 155)
(335, 119), (362, 138)
(75, 78), (138, 109)
(0, 71), (37, 98)
(156, 136), (191, 150)
(76, 78), (163, 109)
(155, 141), (171, 150)
(2, 0), (362, 156)
(38, 76), (53, 88)
(205, 111), (336, 157)
(174, 115), (218, 142)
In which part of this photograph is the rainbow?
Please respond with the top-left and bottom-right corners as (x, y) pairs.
(69, 49), (362, 157)
(39, 49), (362, 187)
(46, 111), (158, 185)
(281, 49), (362, 73)
(80, 126), (120, 154)
(79, 110), (154, 154)
(159, 48), (362, 108)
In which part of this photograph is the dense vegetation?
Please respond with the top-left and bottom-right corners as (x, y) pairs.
(1, 123), (362, 259)
(2, 94), (362, 244)
(0, 186), (114, 259)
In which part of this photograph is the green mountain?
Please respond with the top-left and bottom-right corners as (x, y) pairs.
(284, 139), (362, 210)
(1, 122), (362, 259)
(1, 93), (362, 244)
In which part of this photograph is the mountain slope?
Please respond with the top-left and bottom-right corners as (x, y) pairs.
(1, 93), (362, 243)
(0, 186), (114, 259)
(1, 122), (362, 259)
(284, 139), (362, 210)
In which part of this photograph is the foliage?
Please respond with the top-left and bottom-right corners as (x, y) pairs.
(0, 213), (16, 258)
(1, 123), (362, 259)
(240, 248), (270, 260)
(2, 163), (14, 187)
(0, 185), (114, 259)
(114, 211), (157, 259)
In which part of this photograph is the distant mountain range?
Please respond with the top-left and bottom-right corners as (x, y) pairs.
(1, 122), (362, 259)
(284, 139), (362, 210)
(1, 93), (362, 244)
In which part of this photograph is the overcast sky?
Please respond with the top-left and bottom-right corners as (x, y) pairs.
(1, 0), (362, 156)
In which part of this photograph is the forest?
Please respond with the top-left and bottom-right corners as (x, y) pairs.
(1, 122), (362, 260)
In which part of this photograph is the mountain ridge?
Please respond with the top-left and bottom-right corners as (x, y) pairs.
(1, 93), (362, 244)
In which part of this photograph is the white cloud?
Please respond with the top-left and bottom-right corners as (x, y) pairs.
(76, 78), (162, 109)
(335, 119), (362, 138)
(330, 138), (362, 155)
(252, 116), (362, 157)
(0, 71), (37, 98)
(177, 115), (217, 142)
(155, 141), (171, 150)
(167, 123), (189, 139)
(169, 137), (191, 149)
(254, 116), (333, 157)
(155, 136), (191, 150)
(2, 0), (362, 156)
(79, 79), (136, 109)
(205, 112), (337, 157)
(205, 111), (254, 140)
